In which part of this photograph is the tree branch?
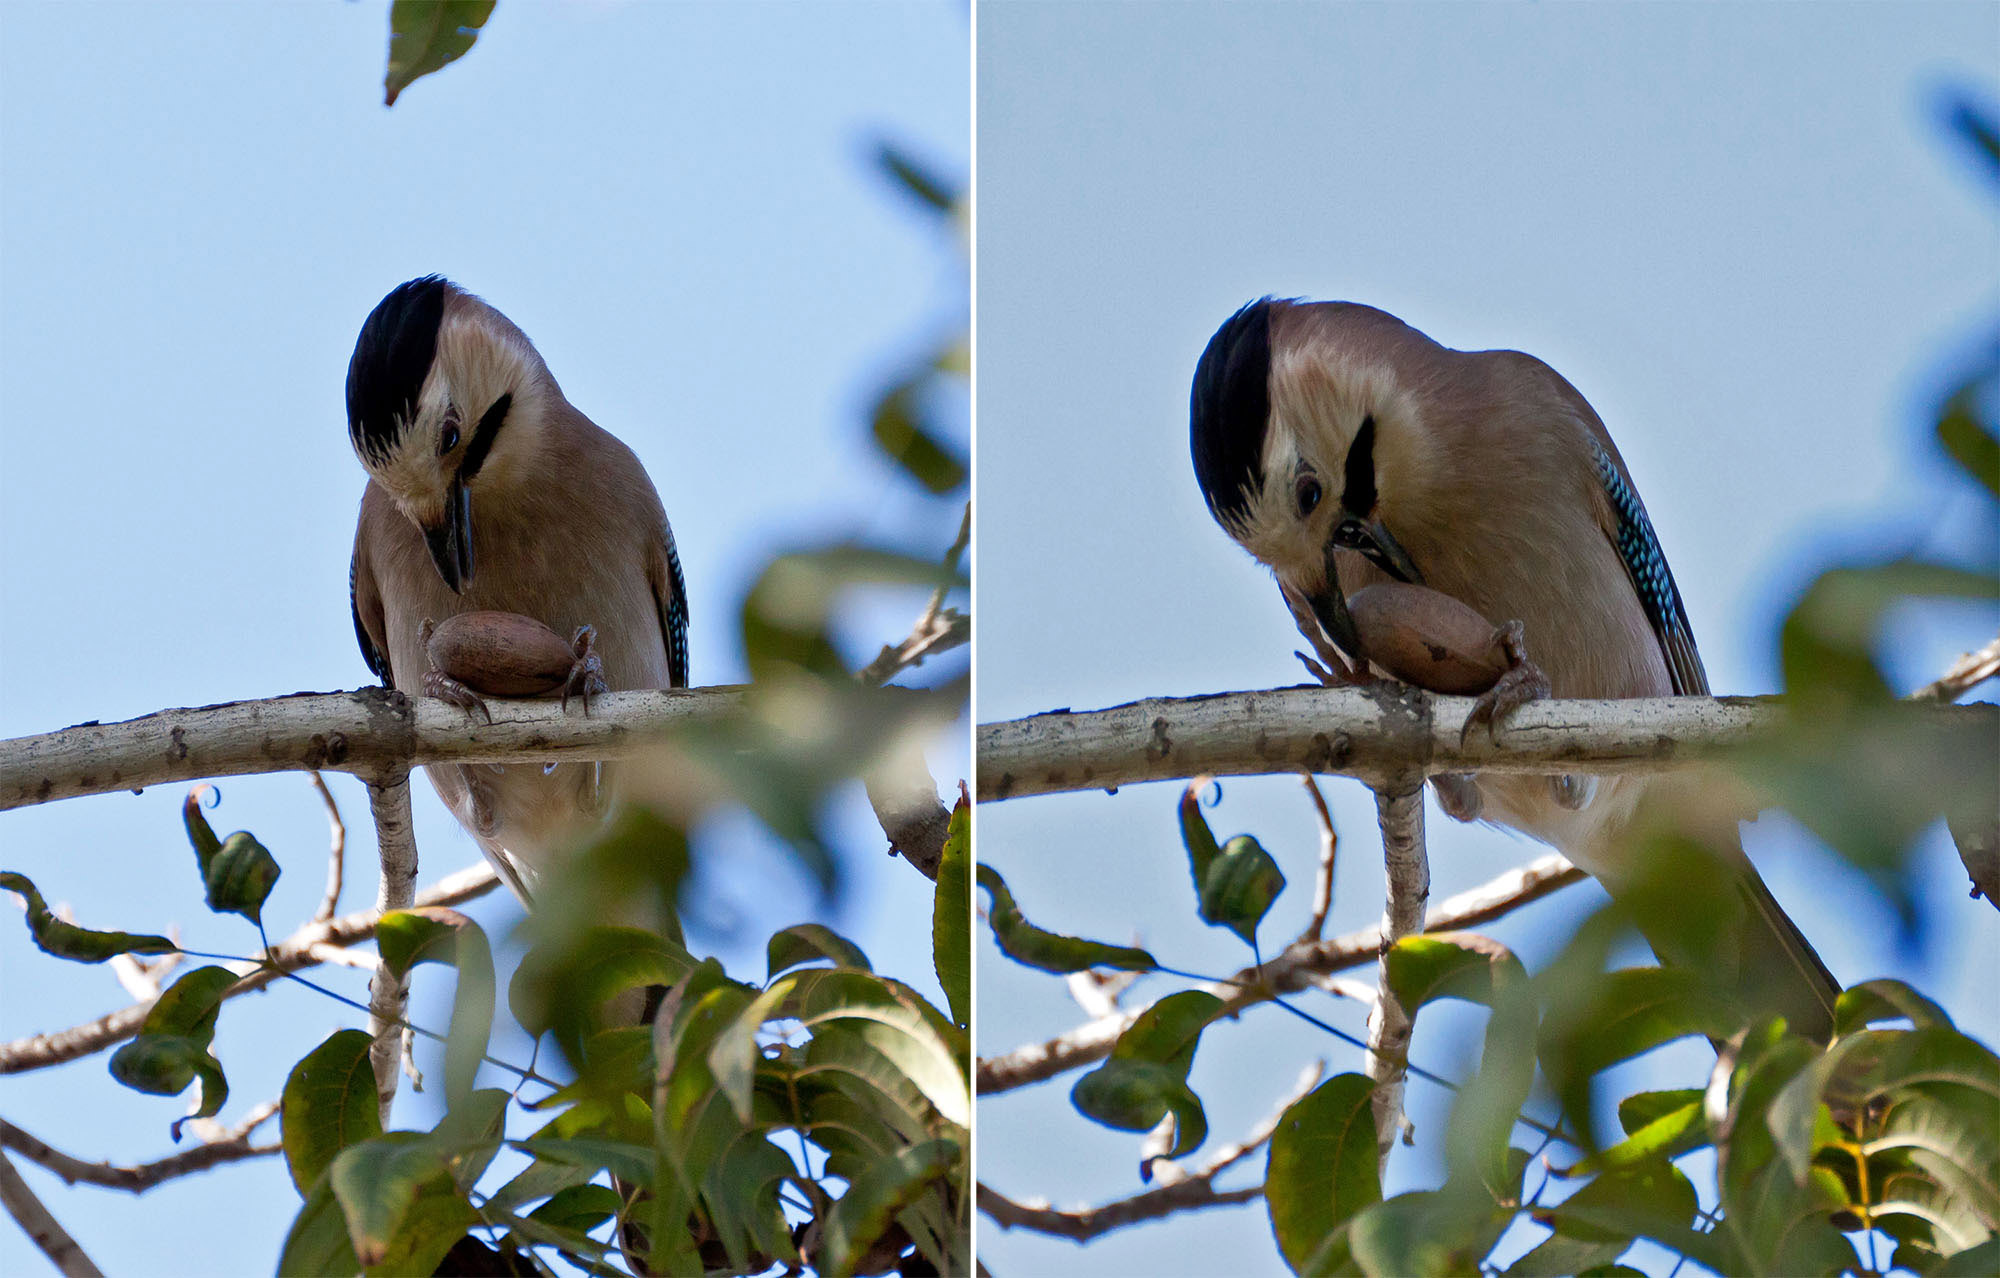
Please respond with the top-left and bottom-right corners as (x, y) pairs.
(1910, 630), (2000, 703)
(0, 863), (498, 1075)
(976, 853), (1582, 1095)
(1365, 783), (1427, 1170)
(977, 688), (1994, 801)
(0, 1101), (280, 1194)
(364, 777), (418, 1121)
(308, 771), (346, 924)
(0, 686), (751, 812)
(0, 1150), (103, 1277)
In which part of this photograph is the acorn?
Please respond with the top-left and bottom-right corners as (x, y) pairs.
(1347, 582), (1509, 695)
(424, 611), (579, 697)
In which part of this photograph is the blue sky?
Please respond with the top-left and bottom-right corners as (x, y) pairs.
(975, 4), (1997, 1275)
(0, 3), (966, 1274)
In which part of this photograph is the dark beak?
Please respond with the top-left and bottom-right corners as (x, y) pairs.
(1305, 516), (1425, 663)
(1332, 516), (1423, 586)
(422, 479), (474, 593)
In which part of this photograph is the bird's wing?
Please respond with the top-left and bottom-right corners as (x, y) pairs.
(648, 519), (690, 689)
(1582, 434), (1708, 697)
(350, 526), (392, 685)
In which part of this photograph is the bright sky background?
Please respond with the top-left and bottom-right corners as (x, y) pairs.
(0, 3), (966, 1274)
(977, 4), (1997, 1276)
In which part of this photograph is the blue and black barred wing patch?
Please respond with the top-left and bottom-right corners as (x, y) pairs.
(349, 551), (391, 685)
(1591, 438), (1708, 696)
(654, 522), (690, 689)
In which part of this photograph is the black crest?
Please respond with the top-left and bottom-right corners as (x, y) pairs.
(347, 275), (449, 464)
(1191, 298), (1274, 528)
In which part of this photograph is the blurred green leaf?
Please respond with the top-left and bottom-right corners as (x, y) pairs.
(0, 870), (174, 963)
(977, 863), (1157, 973)
(1348, 1189), (1513, 1278)
(1938, 382), (2000, 497)
(330, 1135), (478, 1276)
(1265, 1073), (1381, 1273)
(818, 1137), (959, 1278)
(510, 924), (699, 1060)
(282, 1029), (382, 1198)
(384, 0), (494, 106)
(377, 907), (496, 1110)
(875, 140), (959, 216)
(1385, 933), (1526, 1012)
(872, 377), (968, 495)
(768, 922), (872, 979)
(1837, 979), (1956, 1036)
(526, 1183), (622, 1235)
(933, 794), (971, 1026)
(277, 1174), (362, 1277)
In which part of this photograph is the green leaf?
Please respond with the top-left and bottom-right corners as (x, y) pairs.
(1071, 991), (1224, 1161)
(1348, 1190), (1511, 1278)
(783, 968), (970, 1130)
(1618, 1089), (1707, 1137)
(767, 922), (871, 980)
(510, 924), (699, 1056)
(932, 793), (971, 1026)
(107, 965), (238, 1128)
(277, 1174), (361, 1277)
(282, 1029), (383, 1198)
(0, 871), (175, 963)
(206, 832), (281, 925)
(526, 1182), (623, 1235)
(182, 788), (278, 924)
(819, 1138), (960, 1278)
(977, 863), (1157, 973)
(376, 907), (495, 1110)
(1567, 1094), (1710, 1177)
(383, 0), (495, 106)
(707, 980), (791, 1125)
(1385, 933), (1526, 1012)
(1935, 1237), (2000, 1276)
(1070, 1059), (1209, 1160)
(1265, 1073), (1381, 1273)
(1836, 979), (1955, 1035)
(329, 1136), (477, 1276)
(1180, 781), (1222, 888)
(1199, 834), (1287, 947)
(509, 1137), (658, 1188)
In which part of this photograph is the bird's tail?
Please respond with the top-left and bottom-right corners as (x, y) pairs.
(1596, 771), (1843, 1043)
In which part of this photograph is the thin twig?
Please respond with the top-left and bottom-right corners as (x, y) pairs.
(978, 1062), (1323, 1242)
(1365, 783), (1428, 1172)
(364, 777), (418, 1122)
(976, 852), (1581, 1095)
(309, 771), (346, 924)
(1297, 774), (1339, 944)
(0, 863), (498, 1076)
(1909, 630), (2000, 702)
(0, 1150), (103, 1277)
(0, 1102), (280, 1194)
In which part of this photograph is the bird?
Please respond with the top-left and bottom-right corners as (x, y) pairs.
(346, 275), (689, 904)
(1190, 296), (1840, 1041)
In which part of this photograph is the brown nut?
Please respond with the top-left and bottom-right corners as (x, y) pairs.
(426, 611), (576, 697)
(1347, 582), (1508, 695)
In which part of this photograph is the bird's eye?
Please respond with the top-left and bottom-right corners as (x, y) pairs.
(439, 423), (460, 454)
(1295, 476), (1323, 517)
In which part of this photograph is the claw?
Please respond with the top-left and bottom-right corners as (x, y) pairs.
(1459, 620), (1550, 746)
(424, 667), (493, 725)
(560, 625), (607, 715)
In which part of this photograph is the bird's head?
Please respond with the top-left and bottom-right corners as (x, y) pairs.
(1190, 297), (1431, 657)
(345, 275), (551, 592)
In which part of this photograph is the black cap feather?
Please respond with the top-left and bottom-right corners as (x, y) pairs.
(347, 275), (449, 464)
(1190, 298), (1274, 528)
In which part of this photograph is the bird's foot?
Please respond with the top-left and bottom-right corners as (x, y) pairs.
(1432, 773), (1483, 822)
(560, 625), (609, 715)
(424, 668), (493, 725)
(1459, 620), (1550, 746)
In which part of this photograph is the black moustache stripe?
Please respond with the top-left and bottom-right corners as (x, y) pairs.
(458, 392), (512, 482)
(1343, 414), (1378, 516)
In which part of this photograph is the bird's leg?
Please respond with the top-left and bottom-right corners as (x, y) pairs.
(560, 625), (609, 715)
(420, 617), (493, 725)
(1459, 619), (1550, 746)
